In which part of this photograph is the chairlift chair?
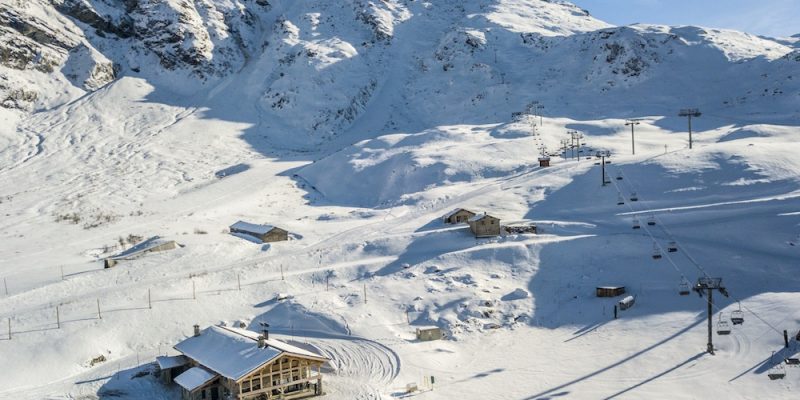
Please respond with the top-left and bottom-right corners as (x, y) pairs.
(731, 302), (744, 325)
(632, 218), (641, 229)
(679, 280), (691, 296)
(616, 171), (623, 180)
(647, 215), (656, 226)
(617, 195), (625, 205)
(651, 243), (662, 260)
(768, 364), (787, 380)
(717, 314), (732, 335)
(630, 192), (639, 202)
(667, 241), (678, 252)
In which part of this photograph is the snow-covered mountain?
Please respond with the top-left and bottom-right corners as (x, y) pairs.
(1, 1), (799, 399)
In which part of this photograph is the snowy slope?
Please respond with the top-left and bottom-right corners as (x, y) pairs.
(0, 0), (799, 399)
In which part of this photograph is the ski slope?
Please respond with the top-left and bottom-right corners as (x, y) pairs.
(0, 1), (799, 399)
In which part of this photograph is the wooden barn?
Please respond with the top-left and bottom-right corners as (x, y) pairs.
(468, 213), (501, 238)
(103, 237), (180, 268)
(163, 325), (329, 400)
(442, 208), (476, 224)
(230, 221), (289, 243)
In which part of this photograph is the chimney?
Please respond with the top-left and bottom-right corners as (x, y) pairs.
(193, 324), (200, 337)
(258, 334), (268, 349)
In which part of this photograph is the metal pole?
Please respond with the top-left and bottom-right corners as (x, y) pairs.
(688, 114), (693, 149)
(363, 284), (367, 304)
(707, 288), (713, 354)
(97, 298), (102, 319)
(281, 264), (284, 281)
(3, 277), (7, 296)
(148, 289), (152, 309)
(601, 155), (606, 186)
(56, 306), (60, 329)
(192, 280), (196, 300)
(631, 124), (635, 155)
(7, 318), (10, 340)
(237, 274), (241, 291)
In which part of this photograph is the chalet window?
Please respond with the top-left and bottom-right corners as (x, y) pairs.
(201, 389), (206, 399)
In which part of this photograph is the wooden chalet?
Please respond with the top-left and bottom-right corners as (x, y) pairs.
(230, 221), (289, 243)
(442, 208), (476, 224)
(468, 213), (501, 238)
(162, 325), (329, 400)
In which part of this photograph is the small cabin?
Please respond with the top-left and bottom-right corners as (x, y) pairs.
(538, 156), (550, 167)
(596, 286), (626, 298)
(230, 221), (289, 243)
(468, 213), (501, 238)
(168, 325), (329, 400)
(104, 237), (181, 268)
(415, 327), (444, 341)
(442, 208), (476, 224)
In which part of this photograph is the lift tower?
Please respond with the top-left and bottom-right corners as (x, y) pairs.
(693, 277), (729, 354)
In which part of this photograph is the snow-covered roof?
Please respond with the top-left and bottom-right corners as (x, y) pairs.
(174, 366), (219, 392)
(468, 212), (498, 222)
(174, 325), (327, 381)
(110, 236), (178, 260)
(219, 326), (329, 361)
(230, 221), (277, 235)
(443, 208), (474, 219)
(156, 355), (189, 370)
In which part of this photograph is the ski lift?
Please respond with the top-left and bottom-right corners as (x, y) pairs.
(652, 243), (662, 259)
(717, 313), (732, 335)
(768, 352), (787, 380)
(730, 302), (744, 325)
(630, 192), (639, 202)
(647, 215), (656, 226)
(632, 218), (641, 229)
(679, 279), (691, 296)
(667, 241), (678, 252)
(617, 195), (625, 205)
(616, 171), (623, 180)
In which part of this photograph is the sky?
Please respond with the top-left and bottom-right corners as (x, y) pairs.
(569, 0), (800, 38)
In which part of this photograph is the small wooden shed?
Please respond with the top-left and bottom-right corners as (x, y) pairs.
(156, 355), (190, 384)
(538, 156), (551, 167)
(442, 208), (476, 224)
(468, 213), (501, 238)
(415, 327), (444, 341)
(230, 221), (289, 243)
(596, 286), (626, 298)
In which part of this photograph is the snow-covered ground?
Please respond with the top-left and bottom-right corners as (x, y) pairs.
(0, 0), (799, 399)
